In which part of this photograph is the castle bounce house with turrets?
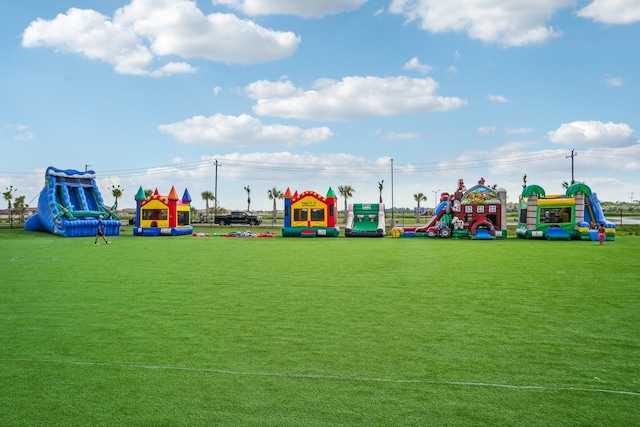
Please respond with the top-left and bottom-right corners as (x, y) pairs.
(133, 186), (193, 236)
(282, 187), (340, 237)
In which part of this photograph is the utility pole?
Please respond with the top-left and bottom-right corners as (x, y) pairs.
(214, 159), (220, 216)
(432, 189), (440, 209)
(566, 149), (577, 183)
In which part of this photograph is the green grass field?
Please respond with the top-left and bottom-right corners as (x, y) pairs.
(1, 227), (639, 426)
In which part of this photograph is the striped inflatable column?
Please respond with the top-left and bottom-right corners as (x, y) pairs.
(526, 194), (538, 230)
(574, 193), (585, 224)
(498, 188), (507, 229)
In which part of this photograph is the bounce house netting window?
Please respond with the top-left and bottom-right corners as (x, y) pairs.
(311, 208), (324, 221)
(143, 209), (168, 220)
(294, 209), (307, 221)
(178, 211), (190, 226)
(540, 207), (572, 224)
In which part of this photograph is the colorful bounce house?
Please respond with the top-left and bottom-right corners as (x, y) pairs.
(516, 182), (615, 241)
(395, 178), (507, 240)
(282, 187), (340, 237)
(345, 203), (386, 237)
(25, 166), (120, 237)
(133, 186), (193, 236)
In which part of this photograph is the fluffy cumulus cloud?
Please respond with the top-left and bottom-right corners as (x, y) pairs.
(403, 57), (433, 74)
(485, 146), (640, 198)
(207, 151), (389, 183)
(246, 76), (467, 121)
(212, 0), (367, 18)
(604, 76), (624, 87)
(158, 113), (333, 146)
(375, 129), (421, 141)
(389, 0), (574, 46)
(504, 127), (534, 134)
(487, 94), (510, 103)
(3, 124), (36, 142)
(477, 126), (496, 135)
(21, 0), (300, 76)
(548, 121), (635, 147)
(577, 0), (640, 24)
(22, 8), (156, 76)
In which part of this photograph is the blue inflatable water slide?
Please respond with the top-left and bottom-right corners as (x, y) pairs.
(24, 166), (121, 237)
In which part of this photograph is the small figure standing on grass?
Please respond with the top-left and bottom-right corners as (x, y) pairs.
(597, 224), (606, 245)
(94, 215), (110, 245)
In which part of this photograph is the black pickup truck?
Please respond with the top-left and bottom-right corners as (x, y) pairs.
(214, 211), (263, 226)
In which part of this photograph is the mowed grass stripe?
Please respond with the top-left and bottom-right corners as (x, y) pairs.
(4, 357), (639, 396)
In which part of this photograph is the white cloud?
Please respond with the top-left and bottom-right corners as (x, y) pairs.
(22, 0), (300, 76)
(548, 121), (635, 147)
(478, 126), (496, 135)
(604, 75), (623, 87)
(149, 62), (197, 77)
(3, 124), (36, 142)
(246, 79), (301, 99)
(375, 130), (421, 141)
(389, 0), (573, 46)
(504, 128), (534, 134)
(439, 143), (640, 204)
(22, 8), (154, 76)
(212, 0), (367, 18)
(15, 131), (37, 142)
(403, 57), (433, 74)
(158, 113), (333, 146)
(487, 94), (510, 103)
(577, 0), (640, 24)
(246, 76), (467, 121)
(484, 143), (640, 178)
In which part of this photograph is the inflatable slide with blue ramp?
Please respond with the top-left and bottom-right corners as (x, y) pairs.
(24, 166), (121, 237)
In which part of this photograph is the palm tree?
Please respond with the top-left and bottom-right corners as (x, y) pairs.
(337, 185), (355, 224)
(201, 191), (215, 223)
(244, 185), (251, 211)
(378, 180), (384, 203)
(561, 180), (576, 189)
(109, 184), (124, 207)
(144, 189), (154, 198)
(413, 192), (427, 222)
(267, 187), (284, 226)
(3, 185), (15, 228)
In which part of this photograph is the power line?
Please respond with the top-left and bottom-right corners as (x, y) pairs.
(0, 151), (572, 181)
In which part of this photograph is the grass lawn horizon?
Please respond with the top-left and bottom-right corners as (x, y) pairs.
(1, 227), (639, 425)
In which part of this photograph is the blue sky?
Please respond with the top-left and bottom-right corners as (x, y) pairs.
(1, 0), (639, 211)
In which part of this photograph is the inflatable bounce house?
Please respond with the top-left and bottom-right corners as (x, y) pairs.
(345, 203), (386, 237)
(394, 178), (507, 240)
(133, 186), (193, 236)
(516, 182), (615, 241)
(25, 166), (120, 237)
(282, 187), (340, 237)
